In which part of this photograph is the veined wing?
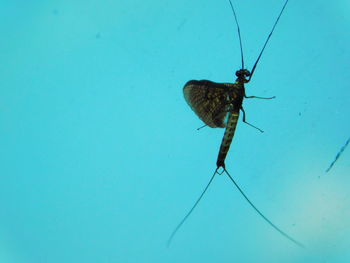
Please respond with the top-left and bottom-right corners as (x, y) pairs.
(183, 80), (238, 128)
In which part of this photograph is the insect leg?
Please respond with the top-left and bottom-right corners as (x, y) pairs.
(240, 107), (264, 133)
(245, 95), (276, 99)
(196, 124), (208, 131)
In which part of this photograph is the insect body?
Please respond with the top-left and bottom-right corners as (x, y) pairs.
(184, 70), (248, 169)
(168, 0), (304, 248)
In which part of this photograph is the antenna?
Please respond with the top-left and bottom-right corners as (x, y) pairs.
(249, 0), (290, 81)
(229, 0), (244, 69)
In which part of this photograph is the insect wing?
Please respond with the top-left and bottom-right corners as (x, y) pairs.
(183, 80), (234, 128)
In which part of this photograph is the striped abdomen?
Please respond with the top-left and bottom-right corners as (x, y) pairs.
(216, 111), (240, 168)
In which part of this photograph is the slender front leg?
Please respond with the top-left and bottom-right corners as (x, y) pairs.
(240, 107), (264, 133)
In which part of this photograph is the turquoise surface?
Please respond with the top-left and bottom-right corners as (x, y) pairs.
(1, 0), (350, 262)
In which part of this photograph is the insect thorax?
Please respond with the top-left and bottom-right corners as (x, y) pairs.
(226, 83), (244, 111)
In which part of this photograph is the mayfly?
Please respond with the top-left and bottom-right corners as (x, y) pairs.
(168, 0), (304, 248)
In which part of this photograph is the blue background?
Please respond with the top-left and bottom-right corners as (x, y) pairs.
(1, 0), (350, 262)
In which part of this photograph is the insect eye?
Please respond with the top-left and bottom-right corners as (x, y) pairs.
(235, 70), (240, 77)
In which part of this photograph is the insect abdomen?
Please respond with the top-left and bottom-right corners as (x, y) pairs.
(216, 111), (240, 168)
